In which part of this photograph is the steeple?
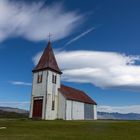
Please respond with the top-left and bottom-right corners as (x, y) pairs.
(32, 42), (62, 74)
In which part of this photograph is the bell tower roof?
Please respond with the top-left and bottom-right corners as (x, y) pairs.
(32, 42), (62, 74)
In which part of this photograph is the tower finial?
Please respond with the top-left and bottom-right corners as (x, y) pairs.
(48, 33), (52, 42)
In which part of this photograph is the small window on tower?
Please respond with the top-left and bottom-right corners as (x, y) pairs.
(52, 100), (55, 110)
(52, 74), (54, 83)
(52, 74), (57, 84)
(37, 74), (42, 83)
(55, 75), (57, 84)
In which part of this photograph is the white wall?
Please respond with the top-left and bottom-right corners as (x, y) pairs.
(66, 100), (72, 120)
(65, 100), (97, 120)
(93, 105), (97, 120)
(72, 101), (84, 120)
(30, 71), (48, 119)
(58, 92), (66, 120)
(45, 71), (60, 120)
(32, 71), (48, 97)
(66, 100), (84, 120)
(30, 70), (61, 120)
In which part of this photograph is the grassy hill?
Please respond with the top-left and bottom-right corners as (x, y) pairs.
(0, 119), (140, 140)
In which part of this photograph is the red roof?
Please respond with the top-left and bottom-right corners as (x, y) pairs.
(59, 85), (97, 105)
(32, 42), (62, 74)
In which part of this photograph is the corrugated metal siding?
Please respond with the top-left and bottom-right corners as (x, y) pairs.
(84, 104), (94, 120)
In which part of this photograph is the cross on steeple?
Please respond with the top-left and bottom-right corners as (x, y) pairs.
(48, 33), (52, 42)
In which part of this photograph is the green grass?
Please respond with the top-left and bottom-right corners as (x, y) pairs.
(0, 119), (140, 140)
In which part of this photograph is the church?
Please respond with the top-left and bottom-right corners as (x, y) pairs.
(29, 42), (97, 120)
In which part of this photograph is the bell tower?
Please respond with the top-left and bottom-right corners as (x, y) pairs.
(29, 42), (62, 120)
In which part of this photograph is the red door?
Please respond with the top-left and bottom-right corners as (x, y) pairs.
(33, 99), (43, 119)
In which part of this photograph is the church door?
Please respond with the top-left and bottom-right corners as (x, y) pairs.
(33, 99), (43, 119)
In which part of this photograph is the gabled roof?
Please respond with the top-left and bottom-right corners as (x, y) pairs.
(32, 42), (62, 74)
(59, 85), (97, 105)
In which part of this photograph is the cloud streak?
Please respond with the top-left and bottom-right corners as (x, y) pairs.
(65, 27), (95, 46)
(9, 81), (32, 86)
(0, 0), (83, 42)
(33, 50), (140, 91)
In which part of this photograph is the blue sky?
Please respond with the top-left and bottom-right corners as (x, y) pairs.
(0, 0), (140, 113)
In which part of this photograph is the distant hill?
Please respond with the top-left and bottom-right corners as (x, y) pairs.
(98, 112), (140, 120)
(0, 107), (28, 118)
(0, 107), (140, 120)
(0, 107), (28, 114)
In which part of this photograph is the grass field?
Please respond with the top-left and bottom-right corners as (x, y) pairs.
(0, 119), (140, 140)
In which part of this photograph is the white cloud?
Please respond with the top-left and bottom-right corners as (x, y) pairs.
(65, 27), (95, 46)
(9, 81), (32, 86)
(33, 50), (140, 90)
(0, 0), (83, 42)
(98, 105), (140, 114)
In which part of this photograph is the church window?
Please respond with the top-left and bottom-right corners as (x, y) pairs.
(52, 74), (57, 84)
(55, 75), (57, 83)
(37, 74), (42, 83)
(52, 100), (55, 110)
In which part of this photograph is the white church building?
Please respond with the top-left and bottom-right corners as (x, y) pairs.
(29, 42), (97, 120)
